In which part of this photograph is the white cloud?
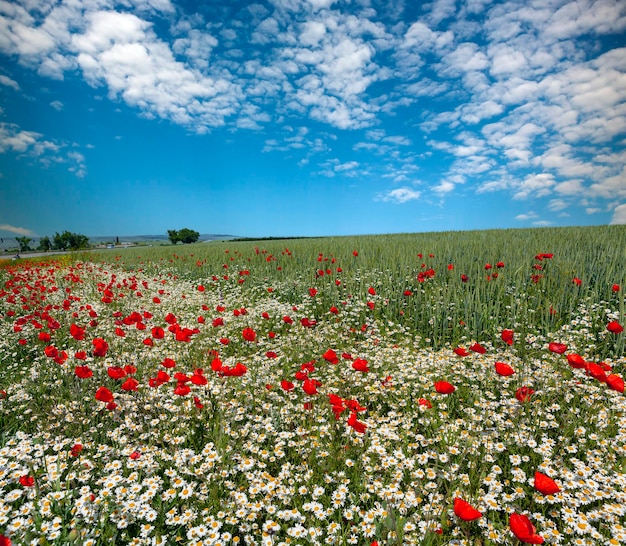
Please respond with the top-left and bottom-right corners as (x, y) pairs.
(378, 187), (421, 203)
(513, 173), (555, 200)
(610, 203), (626, 224)
(0, 74), (19, 89)
(0, 121), (86, 176)
(0, 224), (35, 236)
(515, 211), (538, 221)
(50, 100), (63, 110)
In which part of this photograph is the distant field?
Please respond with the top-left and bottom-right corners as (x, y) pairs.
(0, 225), (624, 545)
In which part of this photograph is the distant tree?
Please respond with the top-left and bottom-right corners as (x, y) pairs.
(178, 228), (200, 244)
(52, 231), (90, 251)
(167, 230), (180, 245)
(16, 237), (31, 252)
(168, 228), (200, 244)
(38, 236), (51, 252)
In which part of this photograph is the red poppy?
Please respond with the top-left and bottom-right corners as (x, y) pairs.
(484, 263), (492, 270)
(121, 377), (139, 391)
(70, 323), (86, 341)
(509, 513), (544, 544)
(303, 378), (319, 395)
(435, 381), (455, 394)
(548, 342), (567, 354)
(212, 317), (224, 327)
(283, 315), (294, 324)
(454, 347), (469, 357)
(309, 287), (317, 297)
(607, 321), (624, 334)
(38, 331), (51, 342)
(368, 287), (376, 296)
(418, 398), (432, 408)
(403, 289), (413, 296)
(92, 338), (108, 357)
(501, 329), (514, 345)
(585, 362), (607, 382)
(70, 443), (83, 457)
(19, 475), (35, 487)
(351, 358), (369, 372)
(0, 534), (12, 546)
(495, 362), (515, 376)
(347, 411), (366, 433)
(74, 365), (93, 379)
(107, 366), (127, 380)
(453, 497), (482, 521)
(572, 277), (582, 286)
(129, 451), (141, 460)
(161, 357), (176, 369)
(461, 274), (468, 282)
(323, 348), (339, 364)
(534, 471), (561, 495)
(280, 380), (295, 392)
(606, 374), (624, 393)
(469, 343), (486, 354)
(353, 250), (358, 256)
(515, 386), (535, 403)
(566, 353), (586, 369)
(496, 261), (505, 268)
(174, 383), (191, 396)
(194, 396), (204, 409)
(612, 284), (620, 292)
(95, 386), (114, 403)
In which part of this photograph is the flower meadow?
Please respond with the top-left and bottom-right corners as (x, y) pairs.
(0, 226), (625, 546)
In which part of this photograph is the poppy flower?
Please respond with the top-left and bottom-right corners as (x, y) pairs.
(308, 287), (317, 297)
(418, 398), (432, 408)
(70, 444), (83, 457)
(435, 381), (455, 394)
(585, 362), (607, 382)
(347, 411), (366, 433)
(572, 277), (582, 286)
(74, 365), (93, 379)
(38, 331), (51, 342)
(242, 327), (257, 342)
(351, 358), (369, 372)
(454, 347), (469, 357)
(129, 451), (141, 460)
(107, 366), (127, 380)
(515, 386), (535, 403)
(19, 475), (35, 487)
(548, 342), (567, 354)
(92, 338), (108, 357)
(606, 374), (625, 393)
(323, 348), (339, 364)
(280, 380), (295, 392)
(495, 362), (515, 376)
(368, 287), (376, 296)
(453, 497), (482, 521)
(607, 321), (624, 334)
(469, 342), (486, 354)
(509, 513), (544, 544)
(121, 377), (139, 391)
(612, 284), (620, 292)
(501, 329), (514, 345)
(461, 274), (468, 282)
(303, 378), (319, 395)
(534, 471), (561, 495)
(95, 386), (114, 403)
(0, 534), (12, 546)
(566, 353), (586, 369)
(161, 357), (176, 369)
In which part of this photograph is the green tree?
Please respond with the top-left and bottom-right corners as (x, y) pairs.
(16, 236), (31, 252)
(52, 231), (90, 251)
(167, 230), (180, 245)
(168, 228), (200, 244)
(38, 236), (51, 252)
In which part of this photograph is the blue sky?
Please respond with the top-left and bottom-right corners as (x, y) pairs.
(0, 0), (625, 239)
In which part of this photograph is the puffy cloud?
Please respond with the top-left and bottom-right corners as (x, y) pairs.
(378, 187), (421, 203)
(610, 203), (626, 224)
